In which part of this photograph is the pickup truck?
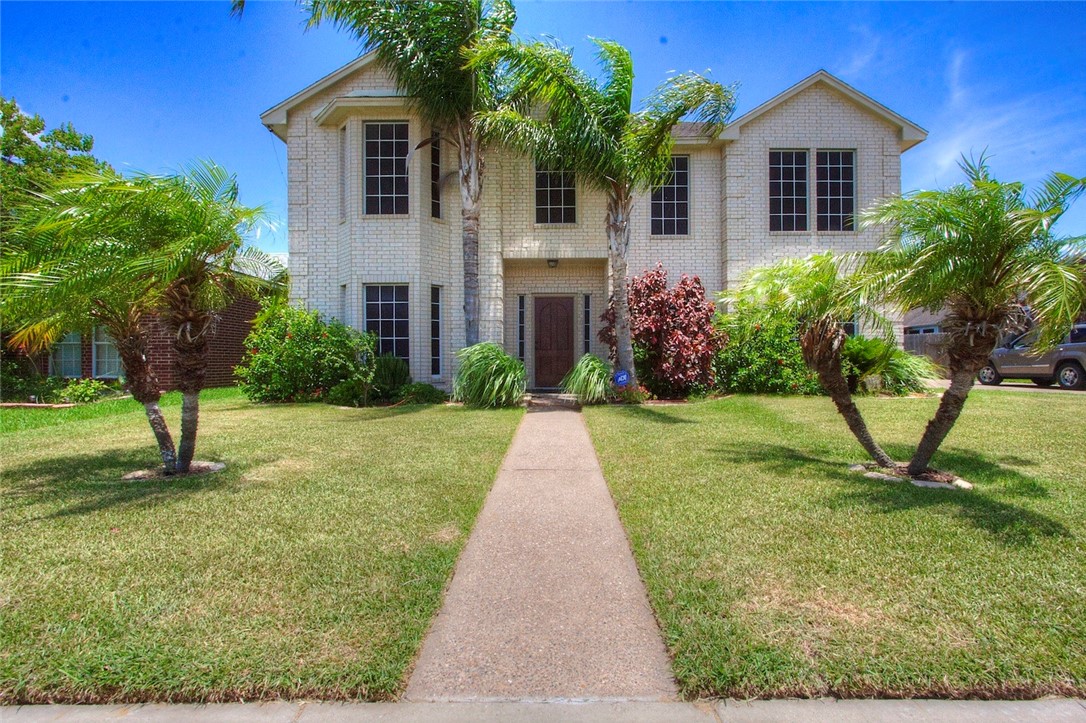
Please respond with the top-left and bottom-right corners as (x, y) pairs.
(977, 323), (1086, 390)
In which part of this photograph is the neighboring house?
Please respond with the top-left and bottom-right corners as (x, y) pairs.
(40, 296), (260, 389)
(262, 54), (926, 389)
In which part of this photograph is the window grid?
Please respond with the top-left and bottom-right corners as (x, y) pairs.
(816, 150), (855, 231)
(365, 285), (410, 360)
(583, 295), (591, 355)
(430, 286), (441, 376)
(364, 122), (409, 215)
(651, 156), (690, 235)
(93, 327), (121, 378)
(50, 332), (82, 378)
(769, 150), (808, 232)
(338, 125), (347, 222)
(517, 295), (526, 361)
(430, 131), (441, 219)
(535, 169), (576, 224)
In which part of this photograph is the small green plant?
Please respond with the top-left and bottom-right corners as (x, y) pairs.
(324, 378), (370, 407)
(397, 382), (447, 404)
(561, 354), (613, 404)
(58, 378), (110, 404)
(614, 384), (650, 404)
(372, 354), (411, 402)
(452, 343), (526, 408)
(842, 336), (942, 395)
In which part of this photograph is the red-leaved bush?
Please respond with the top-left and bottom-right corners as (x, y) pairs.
(600, 264), (722, 398)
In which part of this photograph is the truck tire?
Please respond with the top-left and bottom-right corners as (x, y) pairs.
(977, 363), (1002, 385)
(1056, 361), (1085, 390)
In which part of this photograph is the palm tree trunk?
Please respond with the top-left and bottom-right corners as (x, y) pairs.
(607, 186), (638, 388)
(815, 356), (895, 468)
(906, 325), (999, 476)
(167, 286), (212, 473)
(178, 391), (200, 472)
(113, 324), (176, 474)
(457, 120), (482, 346)
(907, 367), (975, 476)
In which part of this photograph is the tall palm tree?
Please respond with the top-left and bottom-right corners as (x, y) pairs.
(861, 158), (1086, 476)
(2, 174), (178, 471)
(472, 38), (736, 386)
(232, 0), (516, 347)
(730, 252), (896, 468)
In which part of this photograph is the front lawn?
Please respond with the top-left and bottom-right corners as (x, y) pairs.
(0, 389), (522, 703)
(584, 391), (1086, 699)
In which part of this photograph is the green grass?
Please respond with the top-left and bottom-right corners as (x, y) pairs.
(583, 391), (1086, 699)
(0, 388), (522, 703)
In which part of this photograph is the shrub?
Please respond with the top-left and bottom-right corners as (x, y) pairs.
(236, 300), (376, 403)
(372, 354), (411, 402)
(600, 264), (721, 398)
(325, 378), (370, 407)
(397, 382), (447, 404)
(452, 342), (526, 408)
(614, 384), (651, 405)
(58, 378), (111, 404)
(561, 354), (612, 404)
(714, 313), (822, 395)
(0, 359), (63, 403)
(842, 336), (942, 395)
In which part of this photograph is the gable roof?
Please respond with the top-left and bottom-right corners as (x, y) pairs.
(719, 70), (927, 152)
(261, 51), (402, 140)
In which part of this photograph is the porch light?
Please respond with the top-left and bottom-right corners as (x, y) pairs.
(547, 259), (559, 268)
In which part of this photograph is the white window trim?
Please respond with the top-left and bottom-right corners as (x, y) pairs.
(92, 327), (121, 379)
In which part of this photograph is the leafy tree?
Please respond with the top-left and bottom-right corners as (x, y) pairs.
(729, 252), (896, 468)
(472, 38), (736, 387)
(599, 264), (720, 398)
(232, 0), (516, 347)
(0, 98), (102, 233)
(861, 158), (1086, 476)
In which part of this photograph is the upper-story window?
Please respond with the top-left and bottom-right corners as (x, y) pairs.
(50, 331), (82, 378)
(535, 167), (576, 224)
(364, 122), (409, 215)
(651, 155), (690, 236)
(430, 130), (441, 219)
(769, 150), (808, 232)
(816, 150), (856, 231)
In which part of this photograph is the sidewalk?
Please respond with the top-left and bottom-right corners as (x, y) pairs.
(5, 699), (1085, 721)
(404, 406), (676, 701)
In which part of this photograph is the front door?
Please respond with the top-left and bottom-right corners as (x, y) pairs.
(534, 296), (574, 388)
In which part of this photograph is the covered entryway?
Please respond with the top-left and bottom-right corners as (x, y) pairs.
(534, 297), (574, 388)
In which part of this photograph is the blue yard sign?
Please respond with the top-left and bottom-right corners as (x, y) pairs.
(613, 369), (631, 387)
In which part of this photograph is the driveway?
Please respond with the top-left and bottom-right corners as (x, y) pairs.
(930, 379), (1084, 394)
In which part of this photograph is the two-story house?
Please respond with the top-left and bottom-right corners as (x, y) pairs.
(262, 53), (926, 389)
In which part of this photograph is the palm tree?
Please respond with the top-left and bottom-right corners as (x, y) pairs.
(2, 174), (178, 471)
(2, 164), (281, 474)
(123, 162), (280, 472)
(861, 158), (1086, 476)
(730, 252), (896, 468)
(472, 38), (736, 386)
(232, 0), (516, 347)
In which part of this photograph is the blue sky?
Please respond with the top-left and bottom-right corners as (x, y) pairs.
(3, 1), (1084, 252)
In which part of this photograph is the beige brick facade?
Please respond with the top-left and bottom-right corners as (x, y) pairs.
(264, 58), (924, 388)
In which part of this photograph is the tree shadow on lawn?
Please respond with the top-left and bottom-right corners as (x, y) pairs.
(711, 442), (1069, 547)
(614, 404), (695, 425)
(2, 448), (240, 523)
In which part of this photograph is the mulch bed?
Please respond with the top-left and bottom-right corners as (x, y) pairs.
(121, 461), (225, 481)
(850, 462), (973, 490)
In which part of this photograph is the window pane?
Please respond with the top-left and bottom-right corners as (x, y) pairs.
(535, 166), (576, 224)
(769, 150), (808, 232)
(816, 150), (855, 232)
(364, 122), (410, 215)
(650, 156), (690, 235)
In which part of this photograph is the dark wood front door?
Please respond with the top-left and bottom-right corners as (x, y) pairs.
(534, 296), (574, 388)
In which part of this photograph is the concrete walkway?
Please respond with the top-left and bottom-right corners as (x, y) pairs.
(6, 700), (1086, 722)
(404, 407), (676, 702)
